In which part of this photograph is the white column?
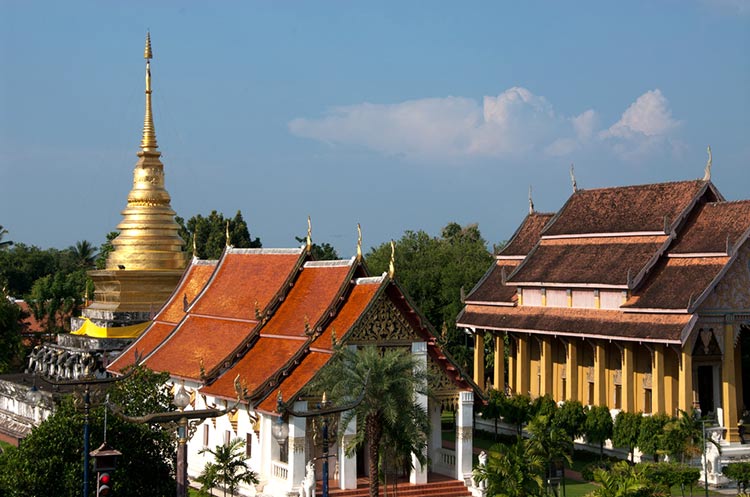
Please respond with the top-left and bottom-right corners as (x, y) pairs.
(260, 414), (275, 482)
(339, 413), (357, 489)
(287, 401), (308, 494)
(410, 341), (429, 484)
(429, 401), (442, 473)
(456, 390), (474, 482)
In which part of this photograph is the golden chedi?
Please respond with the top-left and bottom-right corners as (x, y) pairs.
(86, 33), (187, 324)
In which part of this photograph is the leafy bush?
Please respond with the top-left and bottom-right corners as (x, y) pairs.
(724, 462), (750, 492)
(581, 460), (612, 481)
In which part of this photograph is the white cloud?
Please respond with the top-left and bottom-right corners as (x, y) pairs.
(289, 87), (680, 163)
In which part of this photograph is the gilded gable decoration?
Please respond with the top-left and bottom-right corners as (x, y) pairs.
(348, 295), (414, 344)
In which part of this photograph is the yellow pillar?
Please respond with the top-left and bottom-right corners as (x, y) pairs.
(653, 344), (665, 414)
(594, 342), (606, 406)
(678, 346), (693, 413)
(722, 323), (740, 442)
(566, 340), (578, 402)
(508, 337), (516, 394)
(517, 334), (530, 396)
(622, 343), (635, 412)
(473, 332), (486, 390)
(540, 337), (553, 397)
(494, 335), (505, 392)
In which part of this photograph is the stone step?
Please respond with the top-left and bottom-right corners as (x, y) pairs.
(323, 479), (471, 497)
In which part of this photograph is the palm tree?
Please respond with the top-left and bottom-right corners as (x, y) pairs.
(586, 461), (645, 497)
(474, 437), (545, 497)
(0, 225), (12, 250)
(70, 240), (97, 269)
(309, 345), (430, 497)
(197, 437), (258, 497)
(527, 413), (573, 487)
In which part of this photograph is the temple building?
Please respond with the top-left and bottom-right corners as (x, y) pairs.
(458, 163), (750, 446)
(109, 233), (479, 496)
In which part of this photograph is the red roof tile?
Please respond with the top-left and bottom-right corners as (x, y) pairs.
(671, 201), (750, 254)
(108, 322), (175, 373)
(458, 304), (691, 342)
(158, 261), (216, 324)
(543, 180), (707, 236)
(144, 316), (253, 379)
(315, 281), (382, 348)
(191, 250), (302, 320)
(255, 351), (333, 413)
(623, 256), (729, 310)
(499, 213), (554, 257)
(465, 260), (519, 303)
(260, 263), (353, 338)
(508, 236), (667, 286)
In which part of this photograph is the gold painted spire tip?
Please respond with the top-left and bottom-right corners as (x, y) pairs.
(306, 216), (312, 253)
(703, 145), (712, 181)
(388, 240), (395, 279)
(225, 220), (231, 247)
(356, 223), (362, 261)
(570, 163), (578, 193)
(144, 31), (152, 60)
(528, 185), (535, 214)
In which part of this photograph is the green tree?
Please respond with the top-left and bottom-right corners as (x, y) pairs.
(501, 393), (534, 436)
(95, 231), (119, 269)
(197, 437), (258, 497)
(723, 462), (750, 492)
(0, 365), (176, 497)
(177, 210), (260, 260)
(308, 345), (429, 497)
(553, 400), (587, 446)
(0, 243), (61, 296)
(70, 240), (98, 269)
(612, 411), (642, 463)
(474, 438), (545, 497)
(584, 405), (613, 459)
(26, 269), (87, 333)
(527, 412), (573, 479)
(661, 408), (706, 463)
(637, 413), (671, 462)
(482, 389), (504, 441)
(0, 287), (27, 372)
(0, 225), (12, 249)
(365, 222), (492, 367)
(294, 235), (340, 260)
(585, 461), (646, 497)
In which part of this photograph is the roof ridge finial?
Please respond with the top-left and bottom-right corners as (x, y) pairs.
(388, 240), (396, 279)
(703, 145), (712, 181)
(528, 185), (535, 214)
(192, 235), (198, 258)
(140, 31), (158, 152)
(570, 163), (578, 193)
(306, 216), (312, 253)
(356, 223), (362, 261)
(225, 220), (231, 247)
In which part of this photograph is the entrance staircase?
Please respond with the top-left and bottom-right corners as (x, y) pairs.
(322, 478), (471, 497)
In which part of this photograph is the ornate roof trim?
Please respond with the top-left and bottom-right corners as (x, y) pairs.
(304, 258), (355, 268)
(228, 247), (303, 255)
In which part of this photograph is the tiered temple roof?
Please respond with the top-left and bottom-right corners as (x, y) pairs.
(459, 179), (750, 344)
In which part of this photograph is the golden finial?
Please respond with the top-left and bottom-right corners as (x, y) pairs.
(192, 235), (197, 258)
(388, 240), (395, 279)
(306, 216), (312, 253)
(225, 220), (231, 247)
(528, 185), (535, 214)
(140, 32), (158, 152)
(570, 163), (578, 193)
(703, 145), (712, 181)
(356, 223), (363, 261)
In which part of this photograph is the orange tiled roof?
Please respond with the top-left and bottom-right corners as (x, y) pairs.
(465, 260), (519, 304)
(499, 212), (554, 257)
(508, 236), (667, 286)
(144, 316), (254, 379)
(458, 303), (692, 343)
(191, 249), (303, 320)
(623, 256), (729, 310)
(542, 180), (708, 236)
(108, 322), (175, 373)
(158, 261), (217, 324)
(204, 279), (383, 405)
(671, 201), (750, 254)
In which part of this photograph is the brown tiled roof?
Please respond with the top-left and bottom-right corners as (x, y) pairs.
(108, 322), (175, 373)
(158, 261), (217, 324)
(143, 316), (253, 379)
(671, 201), (750, 254)
(542, 180), (707, 236)
(624, 256), (729, 310)
(508, 236), (667, 286)
(465, 260), (519, 303)
(458, 304), (691, 343)
(499, 213), (554, 257)
(254, 351), (333, 413)
(260, 263), (353, 338)
(191, 250), (303, 320)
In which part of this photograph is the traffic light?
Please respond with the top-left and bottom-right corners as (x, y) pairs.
(97, 472), (111, 496)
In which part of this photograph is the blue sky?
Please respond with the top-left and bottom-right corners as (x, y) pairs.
(1, 1), (748, 255)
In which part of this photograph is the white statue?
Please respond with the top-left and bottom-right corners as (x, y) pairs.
(471, 450), (488, 496)
(299, 460), (316, 497)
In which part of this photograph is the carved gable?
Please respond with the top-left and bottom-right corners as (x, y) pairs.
(347, 295), (418, 345)
(700, 242), (750, 312)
